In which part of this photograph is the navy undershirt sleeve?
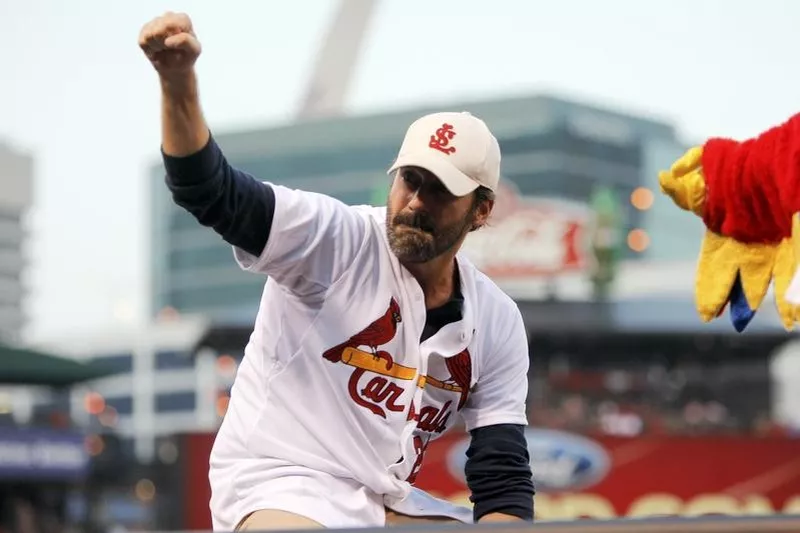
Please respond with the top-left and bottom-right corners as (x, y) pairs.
(465, 424), (535, 521)
(161, 134), (275, 258)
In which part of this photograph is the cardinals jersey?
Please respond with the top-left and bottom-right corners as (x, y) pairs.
(208, 183), (530, 529)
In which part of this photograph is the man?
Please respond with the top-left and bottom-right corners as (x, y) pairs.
(139, 11), (535, 530)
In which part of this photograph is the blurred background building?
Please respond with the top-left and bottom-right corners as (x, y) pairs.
(0, 143), (32, 343)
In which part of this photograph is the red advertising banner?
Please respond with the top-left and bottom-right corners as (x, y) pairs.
(179, 428), (800, 528)
(414, 428), (800, 520)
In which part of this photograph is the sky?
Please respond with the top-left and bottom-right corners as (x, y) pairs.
(2, 0), (800, 343)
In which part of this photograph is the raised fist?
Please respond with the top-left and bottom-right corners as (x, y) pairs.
(139, 12), (201, 78)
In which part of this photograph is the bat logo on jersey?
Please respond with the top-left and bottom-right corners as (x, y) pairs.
(323, 298), (406, 418)
(429, 123), (457, 155)
(408, 347), (472, 429)
(444, 348), (472, 411)
(322, 298), (474, 423)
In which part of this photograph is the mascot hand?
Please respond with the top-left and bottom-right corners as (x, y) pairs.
(659, 146), (799, 331)
(658, 145), (706, 217)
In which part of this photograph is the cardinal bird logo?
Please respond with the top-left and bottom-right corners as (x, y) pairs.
(322, 297), (402, 369)
(444, 348), (472, 411)
(322, 298), (410, 418)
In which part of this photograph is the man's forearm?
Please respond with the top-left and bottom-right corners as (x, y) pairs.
(465, 424), (535, 522)
(160, 71), (209, 157)
(478, 513), (525, 523)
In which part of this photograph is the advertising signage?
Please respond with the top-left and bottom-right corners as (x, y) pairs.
(414, 428), (800, 520)
(0, 428), (89, 482)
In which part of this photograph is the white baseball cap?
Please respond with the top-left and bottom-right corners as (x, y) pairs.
(387, 111), (501, 197)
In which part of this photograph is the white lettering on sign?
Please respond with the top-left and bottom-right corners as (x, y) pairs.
(0, 439), (87, 470)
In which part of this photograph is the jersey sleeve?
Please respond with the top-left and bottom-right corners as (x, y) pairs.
(233, 184), (369, 297)
(459, 307), (530, 432)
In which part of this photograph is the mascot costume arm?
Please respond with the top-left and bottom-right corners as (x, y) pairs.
(659, 113), (800, 332)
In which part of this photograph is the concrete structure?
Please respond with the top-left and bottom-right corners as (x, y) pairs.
(148, 93), (700, 323)
(0, 142), (33, 342)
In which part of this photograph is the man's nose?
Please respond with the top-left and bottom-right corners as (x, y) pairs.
(407, 189), (427, 211)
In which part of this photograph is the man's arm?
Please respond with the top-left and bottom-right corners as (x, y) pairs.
(479, 513), (526, 523)
(139, 12), (208, 157)
(459, 308), (534, 522)
(140, 12), (367, 297)
(141, 12), (273, 259)
(160, 70), (209, 158)
(161, 135), (275, 259)
(465, 424), (534, 523)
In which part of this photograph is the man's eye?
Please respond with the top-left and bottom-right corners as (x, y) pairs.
(403, 173), (421, 188)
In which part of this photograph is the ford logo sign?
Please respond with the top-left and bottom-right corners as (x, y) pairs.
(446, 428), (610, 492)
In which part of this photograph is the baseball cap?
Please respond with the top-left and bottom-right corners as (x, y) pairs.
(387, 111), (501, 197)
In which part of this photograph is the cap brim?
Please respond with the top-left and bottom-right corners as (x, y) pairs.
(387, 153), (480, 197)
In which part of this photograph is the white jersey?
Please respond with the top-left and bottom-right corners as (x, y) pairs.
(209, 184), (530, 530)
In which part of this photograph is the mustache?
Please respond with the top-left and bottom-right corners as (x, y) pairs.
(393, 211), (436, 234)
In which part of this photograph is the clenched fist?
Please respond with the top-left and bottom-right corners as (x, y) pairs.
(139, 12), (201, 79)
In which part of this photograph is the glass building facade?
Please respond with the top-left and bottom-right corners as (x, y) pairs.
(149, 93), (696, 322)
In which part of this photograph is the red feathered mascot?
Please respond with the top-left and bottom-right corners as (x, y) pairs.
(659, 113), (800, 332)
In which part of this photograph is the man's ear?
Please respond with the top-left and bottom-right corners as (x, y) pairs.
(471, 199), (494, 231)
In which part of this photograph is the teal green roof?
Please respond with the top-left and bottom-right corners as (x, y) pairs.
(0, 343), (121, 387)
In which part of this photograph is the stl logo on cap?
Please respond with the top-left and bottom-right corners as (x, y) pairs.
(429, 123), (457, 155)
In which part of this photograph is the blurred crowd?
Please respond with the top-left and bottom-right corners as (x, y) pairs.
(527, 359), (793, 437)
(528, 392), (791, 437)
(0, 487), (64, 533)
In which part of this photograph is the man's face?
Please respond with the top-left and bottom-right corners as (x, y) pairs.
(385, 166), (490, 264)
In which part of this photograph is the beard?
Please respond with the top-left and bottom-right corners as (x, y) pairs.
(386, 208), (474, 264)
